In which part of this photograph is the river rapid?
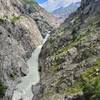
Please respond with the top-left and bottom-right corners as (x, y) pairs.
(12, 34), (49, 100)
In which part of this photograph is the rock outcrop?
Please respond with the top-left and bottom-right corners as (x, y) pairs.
(38, 0), (100, 100)
(0, 0), (58, 99)
(31, 4), (60, 37)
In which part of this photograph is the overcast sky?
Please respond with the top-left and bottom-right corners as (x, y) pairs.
(36, 0), (81, 12)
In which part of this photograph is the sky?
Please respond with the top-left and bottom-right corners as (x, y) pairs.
(36, 0), (81, 12)
(36, 0), (47, 4)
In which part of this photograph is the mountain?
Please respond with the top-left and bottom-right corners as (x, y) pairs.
(0, 0), (59, 99)
(52, 2), (80, 22)
(30, 2), (60, 37)
(36, 0), (100, 100)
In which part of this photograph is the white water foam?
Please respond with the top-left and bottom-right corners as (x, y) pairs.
(12, 34), (49, 100)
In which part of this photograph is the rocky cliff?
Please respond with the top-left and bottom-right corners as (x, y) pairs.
(38, 0), (100, 100)
(31, 4), (60, 37)
(0, 0), (58, 99)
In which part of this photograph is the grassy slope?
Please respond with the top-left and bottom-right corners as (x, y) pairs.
(39, 12), (100, 100)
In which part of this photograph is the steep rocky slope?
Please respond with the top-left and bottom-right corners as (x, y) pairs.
(38, 0), (100, 100)
(23, 0), (60, 37)
(0, 0), (58, 99)
(31, 3), (60, 37)
(0, 0), (43, 99)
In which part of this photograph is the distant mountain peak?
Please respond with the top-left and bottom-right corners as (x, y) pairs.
(52, 1), (80, 22)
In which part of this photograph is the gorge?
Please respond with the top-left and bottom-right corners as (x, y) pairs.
(0, 0), (100, 100)
(0, 0), (58, 99)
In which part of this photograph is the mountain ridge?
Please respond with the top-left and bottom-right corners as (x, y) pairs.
(37, 0), (100, 100)
(52, 2), (80, 22)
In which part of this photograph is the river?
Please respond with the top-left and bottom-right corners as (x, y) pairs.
(12, 34), (49, 100)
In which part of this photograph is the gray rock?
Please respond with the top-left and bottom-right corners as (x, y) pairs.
(37, 0), (100, 100)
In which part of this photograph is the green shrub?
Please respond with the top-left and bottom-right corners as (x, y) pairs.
(81, 76), (100, 100)
(80, 58), (100, 100)
(9, 73), (16, 80)
(64, 58), (100, 99)
(0, 17), (4, 23)
(0, 82), (7, 97)
(94, 78), (100, 99)
(11, 16), (21, 24)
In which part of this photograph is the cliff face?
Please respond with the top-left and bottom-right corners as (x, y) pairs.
(0, 0), (57, 99)
(23, 0), (60, 37)
(38, 0), (100, 100)
(31, 4), (60, 37)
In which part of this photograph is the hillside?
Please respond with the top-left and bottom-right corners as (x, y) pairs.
(37, 0), (100, 100)
(0, 0), (58, 99)
(30, 2), (60, 37)
(52, 2), (80, 22)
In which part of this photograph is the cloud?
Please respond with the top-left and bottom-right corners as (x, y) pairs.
(39, 0), (81, 12)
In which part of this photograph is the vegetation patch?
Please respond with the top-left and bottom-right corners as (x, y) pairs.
(11, 15), (21, 24)
(48, 63), (61, 74)
(50, 29), (90, 67)
(64, 58), (100, 100)
(64, 82), (82, 95)
(0, 82), (7, 97)
(9, 73), (17, 80)
(21, 0), (37, 12)
(43, 91), (54, 97)
(0, 17), (5, 23)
